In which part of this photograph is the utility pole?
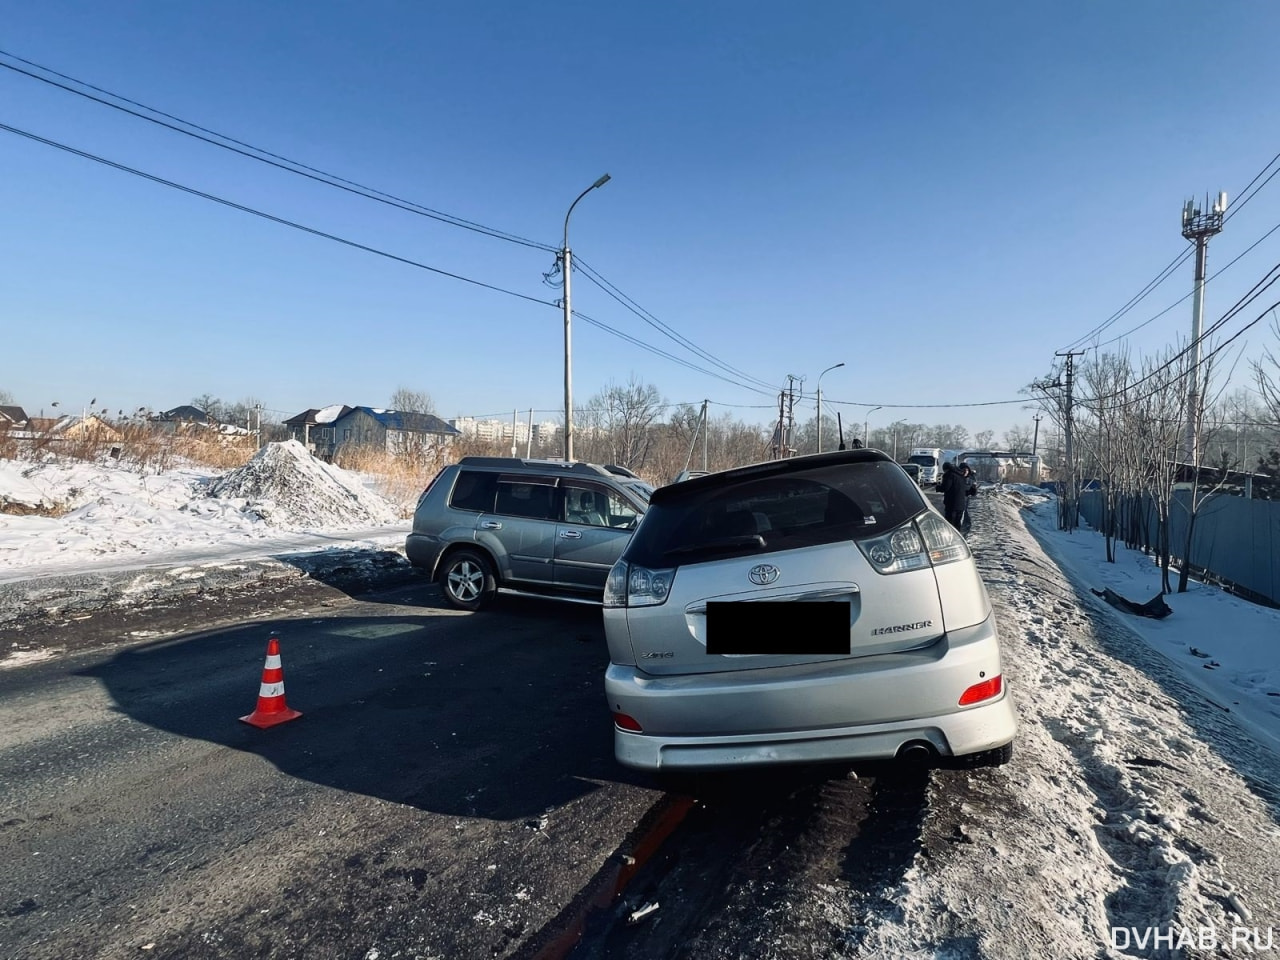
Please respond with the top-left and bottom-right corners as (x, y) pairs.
(701, 399), (709, 471)
(1180, 192), (1226, 466)
(1031, 412), (1042, 482)
(773, 391), (787, 460)
(526, 409), (534, 458)
(785, 374), (804, 457)
(1035, 352), (1083, 530)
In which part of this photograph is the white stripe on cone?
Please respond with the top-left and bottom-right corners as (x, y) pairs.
(264, 655), (282, 669)
(259, 682), (285, 698)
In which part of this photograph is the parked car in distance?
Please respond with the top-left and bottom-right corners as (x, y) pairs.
(407, 457), (648, 610)
(602, 448), (1015, 773)
(899, 462), (922, 485)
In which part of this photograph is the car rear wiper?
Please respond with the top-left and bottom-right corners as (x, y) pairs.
(663, 534), (766, 558)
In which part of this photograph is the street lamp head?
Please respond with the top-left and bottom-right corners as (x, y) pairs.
(592, 173), (612, 190)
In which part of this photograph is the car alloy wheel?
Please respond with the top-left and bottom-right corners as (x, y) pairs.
(439, 549), (496, 611)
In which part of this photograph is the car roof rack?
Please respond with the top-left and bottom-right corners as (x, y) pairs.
(456, 456), (613, 477)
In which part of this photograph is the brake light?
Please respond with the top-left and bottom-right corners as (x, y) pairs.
(959, 675), (1002, 706)
(604, 559), (674, 607)
(613, 712), (643, 731)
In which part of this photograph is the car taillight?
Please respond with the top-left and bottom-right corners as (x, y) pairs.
(959, 675), (1002, 705)
(613, 712), (643, 731)
(916, 512), (970, 566)
(856, 512), (971, 574)
(604, 560), (674, 607)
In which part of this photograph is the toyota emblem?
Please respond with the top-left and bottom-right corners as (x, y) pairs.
(748, 563), (780, 585)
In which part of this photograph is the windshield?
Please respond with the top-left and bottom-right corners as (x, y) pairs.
(624, 480), (654, 503)
(908, 454), (937, 467)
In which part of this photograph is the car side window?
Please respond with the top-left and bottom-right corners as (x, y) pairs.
(495, 478), (557, 520)
(563, 484), (642, 528)
(563, 484), (608, 526)
(603, 489), (641, 529)
(449, 470), (498, 512)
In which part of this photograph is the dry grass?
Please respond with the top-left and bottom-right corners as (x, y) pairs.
(333, 444), (442, 518)
(3, 423), (257, 474)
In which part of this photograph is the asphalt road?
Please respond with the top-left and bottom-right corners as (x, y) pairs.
(0, 579), (680, 960)
(0, 489), (989, 960)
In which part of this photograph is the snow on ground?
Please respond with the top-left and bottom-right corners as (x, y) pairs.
(844, 487), (1280, 959)
(0, 442), (410, 583)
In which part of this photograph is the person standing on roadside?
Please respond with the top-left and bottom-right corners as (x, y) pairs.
(939, 461), (966, 530)
(958, 462), (977, 533)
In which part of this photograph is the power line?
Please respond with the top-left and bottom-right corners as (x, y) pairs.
(572, 256), (778, 392)
(0, 48), (556, 252)
(572, 309), (777, 398)
(0, 121), (817, 401)
(0, 121), (559, 308)
(1075, 262), (1280, 406)
(1093, 215), (1280, 348)
(1059, 144), (1280, 352)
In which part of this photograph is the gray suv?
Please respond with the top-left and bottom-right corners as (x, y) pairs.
(407, 457), (649, 611)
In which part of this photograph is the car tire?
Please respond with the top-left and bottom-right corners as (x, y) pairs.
(438, 549), (497, 611)
(953, 741), (1013, 769)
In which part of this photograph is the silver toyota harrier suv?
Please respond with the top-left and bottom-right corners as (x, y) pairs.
(602, 449), (1015, 772)
(407, 457), (649, 611)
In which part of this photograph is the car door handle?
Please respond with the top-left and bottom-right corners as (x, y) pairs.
(559, 530), (582, 540)
(480, 520), (503, 530)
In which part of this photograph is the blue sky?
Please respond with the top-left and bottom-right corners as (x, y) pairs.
(3, 1), (1280, 440)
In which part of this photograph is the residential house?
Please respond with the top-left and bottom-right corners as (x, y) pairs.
(152, 405), (211, 435)
(0, 406), (29, 429)
(48, 414), (124, 442)
(328, 406), (460, 460)
(284, 404), (353, 458)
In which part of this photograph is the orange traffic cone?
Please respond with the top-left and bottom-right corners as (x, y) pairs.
(240, 636), (302, 728)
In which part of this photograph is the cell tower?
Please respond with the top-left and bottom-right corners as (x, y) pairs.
(1179, 191), (1226, 464)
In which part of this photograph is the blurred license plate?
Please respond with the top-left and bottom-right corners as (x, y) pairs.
(706, 601), (850, 655)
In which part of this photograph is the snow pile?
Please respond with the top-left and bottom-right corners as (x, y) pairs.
(0, 461), (56, 513)
(204, 440), (399, 529)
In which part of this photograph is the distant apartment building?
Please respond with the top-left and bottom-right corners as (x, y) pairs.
(449, 417), (562, 447)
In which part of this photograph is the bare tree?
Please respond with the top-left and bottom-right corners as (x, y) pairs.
(585, 377), (666, 471)
(1003, 424), (1034, 451)
(390, 387), (436, 415)
(0, 389), (14, 405)
(190, 394), (226, 422)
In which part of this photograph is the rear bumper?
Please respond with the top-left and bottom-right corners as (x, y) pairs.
(605, 616), (1015, 771)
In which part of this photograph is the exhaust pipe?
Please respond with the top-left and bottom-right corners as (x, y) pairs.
(897, 741), (936, 766)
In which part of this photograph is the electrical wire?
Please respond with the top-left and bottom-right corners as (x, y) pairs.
(1058, 144), (1280, 352)
(571, 309), (778, 398)
(1093, 216), (1280, 349)
(0, 49), (556, 252)
(572, 256), (779, 392)
(1, 121), (815, 402)
(1075, 263), (1280, 406)
(0, 121), (559, 308)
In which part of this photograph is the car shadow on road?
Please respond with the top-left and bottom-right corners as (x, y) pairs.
(76, 599), (649, 821)
(271, 546), (421, 600)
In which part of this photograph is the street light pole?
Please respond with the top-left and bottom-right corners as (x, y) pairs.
(562, 173), (611, 462)
(864, 405), (882, 445)
(815, 362), (845, 454)
(891, 419), (906, 461)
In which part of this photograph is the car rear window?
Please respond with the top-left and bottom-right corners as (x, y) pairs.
(624, 460), (927, 567)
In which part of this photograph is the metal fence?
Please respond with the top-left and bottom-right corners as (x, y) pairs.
(1078, 489), (1280, 607)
